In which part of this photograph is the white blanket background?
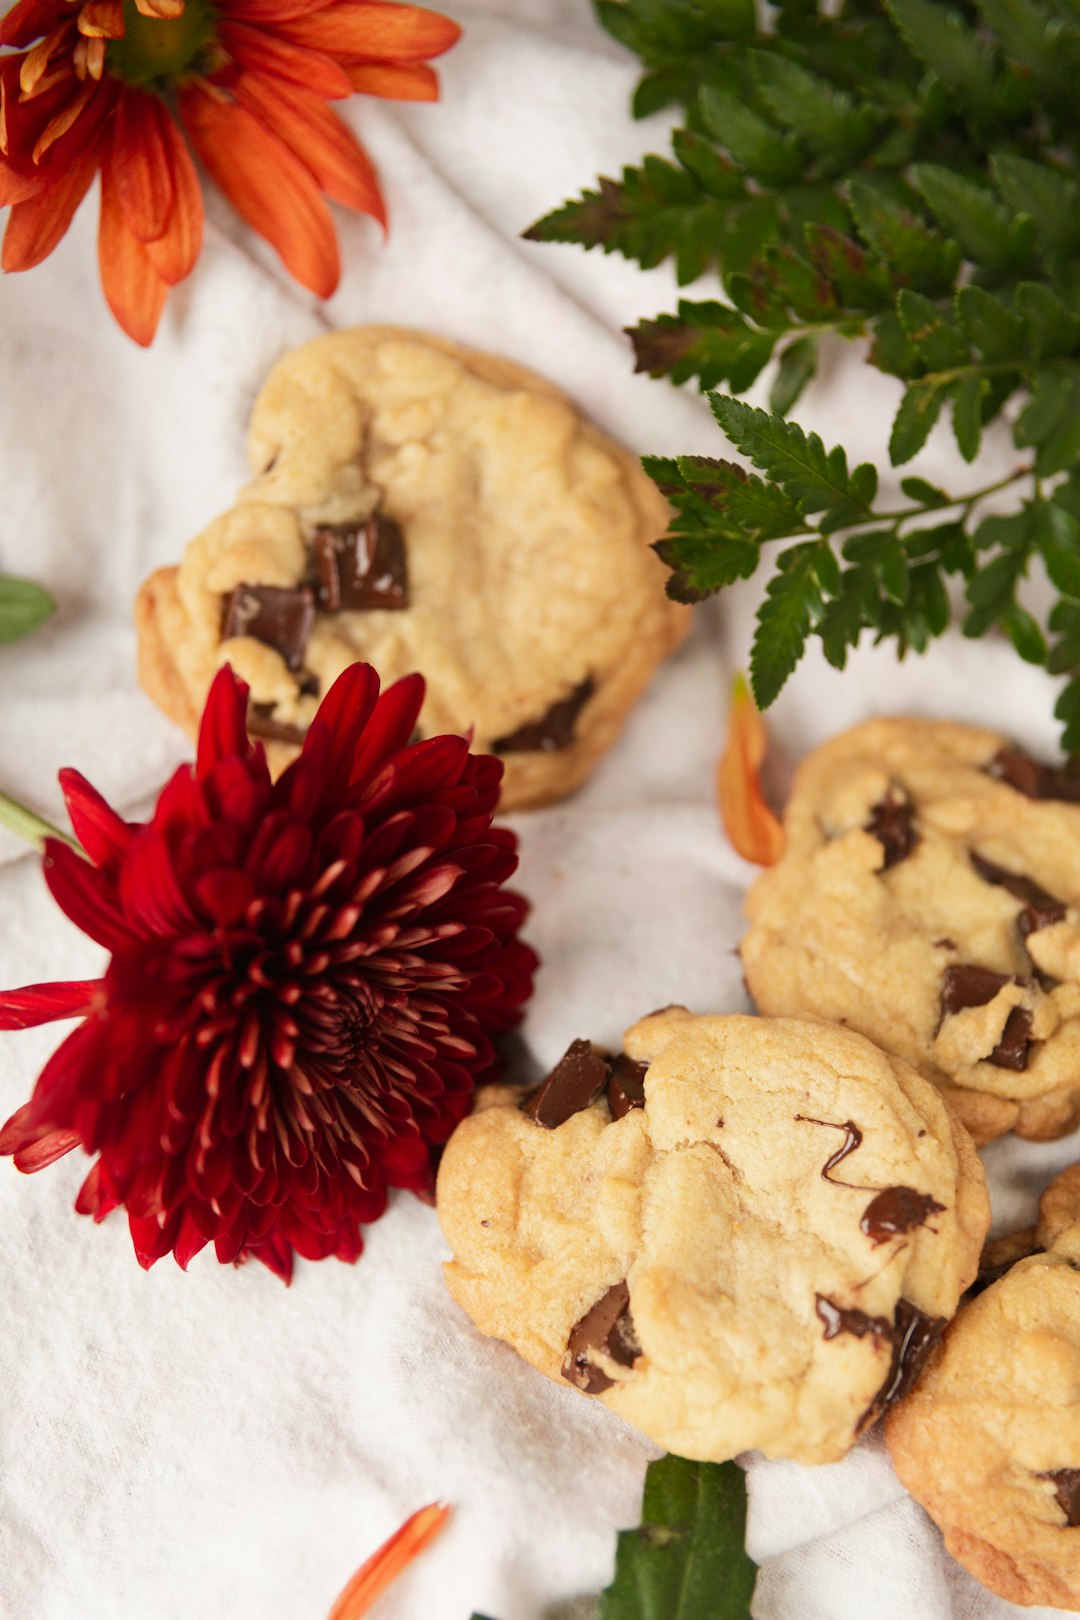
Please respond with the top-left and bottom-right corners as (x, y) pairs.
(0, 5), (1074, 1616)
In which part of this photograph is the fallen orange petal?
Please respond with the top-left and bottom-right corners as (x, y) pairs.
(717, 674), (785, 866)
(327, 1502), (452, 1620)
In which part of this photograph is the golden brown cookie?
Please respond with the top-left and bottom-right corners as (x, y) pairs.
(437, 1008), (988, 1465)
(741, 718), (1080, 1144)
(887, 1164), (1080, 1610)
(136, 326), (687, 810)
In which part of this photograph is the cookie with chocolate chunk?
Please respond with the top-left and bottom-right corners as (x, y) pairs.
(887, 1163), (1080, 1611)
(136, 326), (687, 810)
(436, 1008), (988, 1466)
(741, 718), (1080, 1144)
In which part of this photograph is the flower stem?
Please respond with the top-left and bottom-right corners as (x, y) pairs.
(0, 790), (78, 854)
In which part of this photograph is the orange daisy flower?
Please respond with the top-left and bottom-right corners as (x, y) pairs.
(0, 0), (460, 344)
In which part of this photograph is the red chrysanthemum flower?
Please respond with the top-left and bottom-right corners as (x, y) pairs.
(0, 663), (536, 1282)
(0, 0), (461, 343)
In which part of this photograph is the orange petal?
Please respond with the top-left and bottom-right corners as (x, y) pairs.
(326, 1503), (451, 1620)
(134, 0), (186, 17)
(345, 61), (438, 99)
(78, 0), (125, 36)
(144, 116), (203, 283)
(219, 20), (352, 97)
(179, 83), (340, 298)
(32, 76), (94, 161)
(111, 90), (175, 241)
(276, 2), (462, 65)
(232, 71), (385, 221)
(19, 23), (72, 94)
(74, 35), (107, 79)
(717, 674), (785, 866)
(2, 140), (97, 269)
(223, 0), (341, 22)
(98, 155), (170, 344)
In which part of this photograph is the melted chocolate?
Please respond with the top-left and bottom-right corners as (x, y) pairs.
(865, 790), (920, 870)
(817, 1295), (944, 1429)
(970, 854), (1066, 937)
(796, 1116), (863, 1186)
(1038, 1469), (1080, 1527)
(872, 1299), (945, 1417)
(816, 1295), (891, 1341)
(799, 1118), (945, 1243)
(989, 747), (1080, 804)
(939, 964), (1035, 1069)
(221, 583), (315, 671)
(493, 677), (596, 755)
(247, 705), (307, 746)
(860, 1186), (945, 1246)
(607, 1054), (648, 1121)
(562, 1281), (640, 1394)
(524, 1039), (610, 1128)
(312, 514), (409, 613)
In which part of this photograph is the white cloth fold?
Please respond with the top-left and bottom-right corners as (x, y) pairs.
(1, 5), (1076, 1617)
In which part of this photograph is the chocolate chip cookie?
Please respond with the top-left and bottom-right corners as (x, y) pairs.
(741, 718), (1080, 1145)
(136, 327), (687, 810)
(887, 1163), (1080, 1610)
(436, 1008), (988, 1466)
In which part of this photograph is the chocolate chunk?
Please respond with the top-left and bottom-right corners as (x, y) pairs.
(796, 1116), (863, 1185)
(493, 677), (596, 755)
(221, 583), (315, 671)
(989, 747), (1080, 804)
(940, 963), (1035, 1070)
(312, 514), (409, 613)
(860, 1186), (945, 1246)
(562, 1281), (639, 1394)
(991, 1005), (1034, 1070)
(523, 1038), (610, 1128)
(816, 1295), (892, 1342)
(865, 790), (919, 870)
(247, 704), (307, 746)
(940, 963), (1015, 1014)
(1039, 1469), (1080, 1526)
(607, 1054), (648, 1120)
(971, 854), (1066, 937)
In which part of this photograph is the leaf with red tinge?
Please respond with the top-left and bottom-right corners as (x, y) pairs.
(327, 1501), (452, 1620)
(717, 674), (784, 865)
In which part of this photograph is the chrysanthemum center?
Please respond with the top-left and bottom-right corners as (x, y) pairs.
(106, 0), (218, 89)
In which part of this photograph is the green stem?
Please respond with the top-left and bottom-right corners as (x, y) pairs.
(0, 790), (78, 854)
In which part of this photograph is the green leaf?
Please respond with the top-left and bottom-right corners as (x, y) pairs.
(911, 164), (1031, 272)
(846, 178), (962, 293)
(598, 1455), (758, 1620)
(900, 476), (950, 507)
(884, 0), (998, 106)
(1035, 497), (1080, 595)
(991, 155), (1080, 263)
(954, 285), (1025, 361)
(711, 395), (876, 524)
(644, 453), (804, 601)
(803, 224), (894, 311)
(964, 537), (1031, 637)
(0, 576), (55, 644)
(951, 375), (989, 462)
(1055, 674), (1080, 753)
(895, 290), (970, 370)
(1016, 366), (1080, 476)
(628, 302), (775, 389)
(751, 541), (838, 707)
(747, 50), (880, 157)
(890, 380), (947, 464)
(699, 88), (803, 186)
(819, 564), (879, 669)
(1014, 282), (1080, 361)
(1002, 601), (1049, 663)
(770, 335), (818, 414)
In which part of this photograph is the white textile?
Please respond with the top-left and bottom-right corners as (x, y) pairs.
(0, 5), (1074, 1618)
